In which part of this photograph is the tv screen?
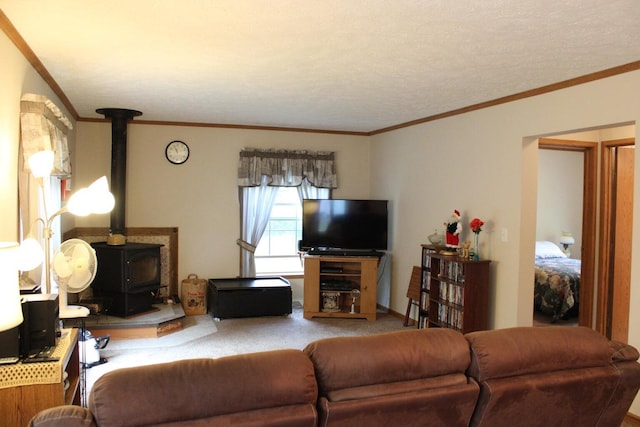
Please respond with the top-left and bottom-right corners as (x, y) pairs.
(302, 199), (388, 251)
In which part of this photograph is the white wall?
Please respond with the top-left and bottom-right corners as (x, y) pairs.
(370, 71), (640, 414)
(0, 30), (76, 241)
(536, 149), (583, 258)
(74, 122), (371, 298)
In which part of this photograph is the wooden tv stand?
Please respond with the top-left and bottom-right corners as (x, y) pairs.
(303, 255), (378, 321)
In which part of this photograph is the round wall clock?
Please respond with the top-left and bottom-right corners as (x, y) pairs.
(165, 140), (189, 165)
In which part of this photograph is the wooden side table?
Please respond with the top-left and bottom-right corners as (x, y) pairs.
(0, 328), (80, 427)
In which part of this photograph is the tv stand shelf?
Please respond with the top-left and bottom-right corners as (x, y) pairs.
(303, 255), (378, 321)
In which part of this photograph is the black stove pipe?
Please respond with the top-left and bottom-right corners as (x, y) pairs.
(95, 108), (142, 238)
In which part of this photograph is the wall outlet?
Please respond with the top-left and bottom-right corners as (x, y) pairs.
(501, 228), (508, 242)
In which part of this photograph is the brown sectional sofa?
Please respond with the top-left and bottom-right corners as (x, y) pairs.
(30, 326), (640, 427)
(305, 328), (479, 427)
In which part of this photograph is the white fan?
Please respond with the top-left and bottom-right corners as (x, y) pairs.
(52, 239), (97, 318)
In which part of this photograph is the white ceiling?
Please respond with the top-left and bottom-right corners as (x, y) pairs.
(2, 0), (640, 133)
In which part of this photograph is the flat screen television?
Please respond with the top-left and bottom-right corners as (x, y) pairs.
(302, 199), (388, 251)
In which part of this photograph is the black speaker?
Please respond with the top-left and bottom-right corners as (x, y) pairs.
(0, 327), (19, 362)
(20, 294), (60, 356)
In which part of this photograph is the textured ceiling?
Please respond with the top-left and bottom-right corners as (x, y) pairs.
(2, 0), (640, 133)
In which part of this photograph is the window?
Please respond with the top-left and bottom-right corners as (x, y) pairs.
(255, 187), (303, 275)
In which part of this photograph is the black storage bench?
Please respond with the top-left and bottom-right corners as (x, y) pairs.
(207, 277), (292, 319)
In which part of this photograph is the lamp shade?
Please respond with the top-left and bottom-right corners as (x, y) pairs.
(88, 176), (115, 214)
(66, 176), (115, 216)
(559, 232), (575, 245)
(17, 237), (44, 271)
(0, 243), (24, 331)
(27, 150), (54, 178)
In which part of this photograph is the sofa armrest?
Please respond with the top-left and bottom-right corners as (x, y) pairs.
(609, 340), (640, 362)
(29, 405), (96, 427)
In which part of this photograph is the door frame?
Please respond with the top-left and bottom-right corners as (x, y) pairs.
(538, 138), (597, 328)
(597, 138), (635, 339)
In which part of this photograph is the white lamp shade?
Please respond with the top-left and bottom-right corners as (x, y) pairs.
(560, 232), (575, 245)
(66, 188), (93, 216)
(0, 242), (24, 331)
(88, 177), (115, 214)
(28, 150), (54, 178)
(17, 238), (44, 271)
(66, 176), (115, 216)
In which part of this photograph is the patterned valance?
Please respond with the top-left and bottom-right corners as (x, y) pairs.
(20, 93), (73, 178)
(237, 148), (338, 188)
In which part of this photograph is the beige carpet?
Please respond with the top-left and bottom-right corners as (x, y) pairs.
(85, 303), (406, 394)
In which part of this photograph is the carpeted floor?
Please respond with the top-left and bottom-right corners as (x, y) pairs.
(85, 303), (406, 394)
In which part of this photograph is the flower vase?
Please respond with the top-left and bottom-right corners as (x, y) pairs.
(473, 233), (480, 261)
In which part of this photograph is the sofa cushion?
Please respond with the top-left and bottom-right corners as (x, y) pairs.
(89, 349), (317, 427)
(610, 340), (640, 362)
(29, 405), (96, 427)
(465, 326), (611, 382)
(326, 373), (469, 402)
(304, 328), (471, 394)
(317, 382), (479, 427)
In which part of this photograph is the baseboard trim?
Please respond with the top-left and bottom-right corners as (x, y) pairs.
(625, 413), (640, 426)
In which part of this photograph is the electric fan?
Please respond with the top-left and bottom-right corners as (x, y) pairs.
(52, 239), (97, 318)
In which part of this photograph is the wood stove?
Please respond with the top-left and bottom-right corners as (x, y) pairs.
(90, 108), (164, 317)
(91, 242), (162, 317)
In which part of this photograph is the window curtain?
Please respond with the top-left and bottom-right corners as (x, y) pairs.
(238, 148), (337, 188)
(19, 93), (72, 178)
(237, 148), (337, 277)
(297, 178), (330, 201)
(18, 94), (72, 286)
(238, 176), (279, 277)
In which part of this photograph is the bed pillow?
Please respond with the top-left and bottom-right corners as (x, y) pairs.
(535, 241), (567, 259)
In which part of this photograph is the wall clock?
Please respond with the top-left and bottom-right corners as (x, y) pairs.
(165, 140), (189, 165)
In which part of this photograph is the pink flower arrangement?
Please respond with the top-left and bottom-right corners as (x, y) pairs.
(470, 218), (484, 234)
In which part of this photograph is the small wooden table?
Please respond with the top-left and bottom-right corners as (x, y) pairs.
(0, 328), (80, 427)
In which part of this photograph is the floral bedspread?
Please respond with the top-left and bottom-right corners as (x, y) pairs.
(534, 257), (581, 322)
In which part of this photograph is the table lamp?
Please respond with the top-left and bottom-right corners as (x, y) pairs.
(559, 231), (575, 257)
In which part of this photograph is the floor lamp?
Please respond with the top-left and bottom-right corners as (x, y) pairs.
(28, 151), (115, 295)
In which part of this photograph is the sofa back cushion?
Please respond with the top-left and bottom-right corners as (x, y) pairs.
(304, 328), (471, 393)
(465, 326), (630, 427)
(305, 328), (479, 427)
(89, 349), (318, 427)
(465, 326), (611, 381)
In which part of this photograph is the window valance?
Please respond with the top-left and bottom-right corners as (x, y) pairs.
(20, 93), (73, 178)
(237, 148), (337, 188)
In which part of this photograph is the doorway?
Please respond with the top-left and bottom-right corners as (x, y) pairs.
(534, 127), (635, 340)
(537, 138), (597, 328)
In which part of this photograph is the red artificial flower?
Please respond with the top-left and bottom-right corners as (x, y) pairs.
(470, 218), (484, 233)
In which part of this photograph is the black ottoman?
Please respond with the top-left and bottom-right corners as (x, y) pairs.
(208, 277), (292, 319)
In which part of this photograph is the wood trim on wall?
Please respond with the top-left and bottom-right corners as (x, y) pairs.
(63, 227), (179, 296)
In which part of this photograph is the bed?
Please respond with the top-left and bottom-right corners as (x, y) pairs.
(534, 241), (581, 322)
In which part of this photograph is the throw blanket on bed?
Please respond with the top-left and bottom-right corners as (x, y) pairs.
(534, 257), (581, 322)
